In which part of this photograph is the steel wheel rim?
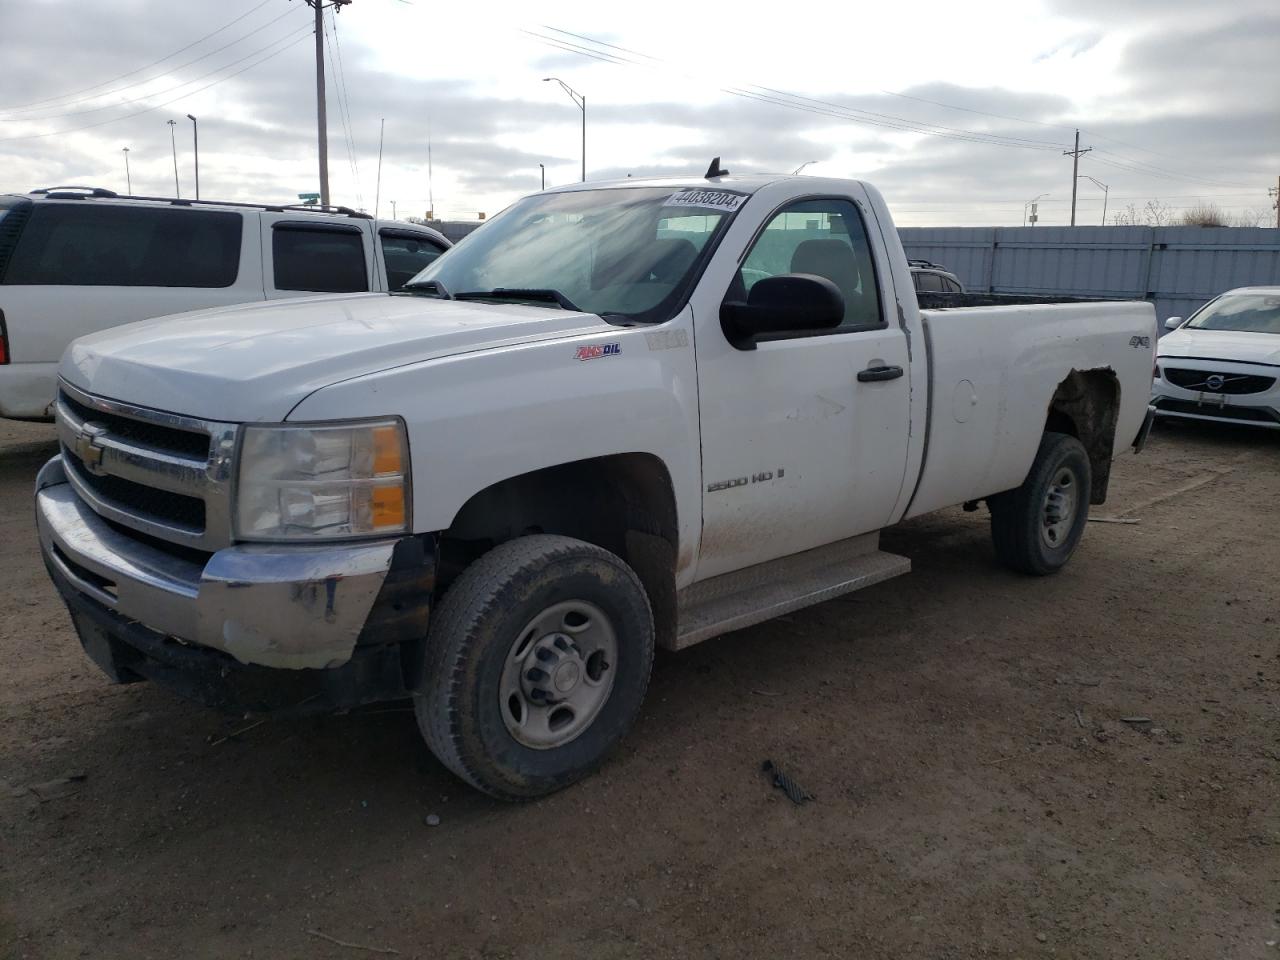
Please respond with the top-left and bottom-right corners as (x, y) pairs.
(1040, 466), (1078, 550)
(499, 599), (618, 750)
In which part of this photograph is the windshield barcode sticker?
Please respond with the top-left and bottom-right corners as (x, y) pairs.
(662, 189), (747, 212)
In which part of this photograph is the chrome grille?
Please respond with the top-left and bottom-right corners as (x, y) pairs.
(1164, 367), (1276, 395)
(55, 381), (238, 551)
(58, 389), (211, 458)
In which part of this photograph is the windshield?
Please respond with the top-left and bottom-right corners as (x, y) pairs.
(1185, 293), (1280, 335)
(406, 185), (744, 323)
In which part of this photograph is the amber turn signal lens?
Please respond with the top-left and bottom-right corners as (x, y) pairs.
(371, 483), (407, 529)
(372, 424), (403, 476)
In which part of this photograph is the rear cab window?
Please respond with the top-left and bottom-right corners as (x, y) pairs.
(3, 203), (242, 287)
(272, 223), (369, 293)
(915, 271), (943, 293)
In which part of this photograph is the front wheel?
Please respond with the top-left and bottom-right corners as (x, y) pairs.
(989, 431), (1092, 576)
(415, 535), (654, 800)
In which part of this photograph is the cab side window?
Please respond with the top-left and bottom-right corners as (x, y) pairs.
(380, 230), (445, 291)
(732, 198), (883, 331)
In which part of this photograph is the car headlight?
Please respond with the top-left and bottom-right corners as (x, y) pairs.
(234, 419), (410, 541)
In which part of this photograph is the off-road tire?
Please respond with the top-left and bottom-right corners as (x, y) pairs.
(989, 431), (1092, 576)
(415, 535), (654, 800)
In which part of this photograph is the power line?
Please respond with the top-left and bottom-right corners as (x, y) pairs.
(327, 5), (363, 208)
(526, 28), (1074, 154)
(737, 83), (1069, 150)
(519, 30), (632, 65)
(1, 12), (312, 123)
(529, 24), (1254, 191)
(0, 29), (313, 144)
(877, 87), (1198, 169)
(1087, 151), (1252, 189)
(0, 0), (279, 113)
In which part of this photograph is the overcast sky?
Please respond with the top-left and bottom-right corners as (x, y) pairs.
(1, 0), (1277, 227)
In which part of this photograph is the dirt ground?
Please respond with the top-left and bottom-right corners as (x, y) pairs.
(1, 415), (1277, 960)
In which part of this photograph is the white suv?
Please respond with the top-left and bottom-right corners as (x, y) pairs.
(0, 186), (450, 420)
(909, 259), (965, 295)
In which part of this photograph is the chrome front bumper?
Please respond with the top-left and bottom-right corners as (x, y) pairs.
(36, 456), (398, 670)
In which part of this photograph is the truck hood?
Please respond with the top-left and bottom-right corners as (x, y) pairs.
(1158, 327), (1280, 367)
(61, 293), (613, 422)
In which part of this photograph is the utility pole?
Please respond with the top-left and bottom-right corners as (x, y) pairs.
(305, 1), (349, 207)
(390, 200), (396, 220)
(308, 0), (330, 207)
(122, 147), (131, 194)
(374, 118), (384, 219)
(1063, 129), (1092, 227)
(167, 120), (180, 197)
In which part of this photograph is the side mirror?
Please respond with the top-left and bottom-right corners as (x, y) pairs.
(1164, 316), (1183, 330)
(720, 273), (844, 350)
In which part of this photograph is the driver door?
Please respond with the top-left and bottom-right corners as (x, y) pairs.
(692, 192), (911, 580)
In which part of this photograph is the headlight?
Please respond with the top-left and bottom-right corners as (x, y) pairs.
(234, 419), (410, 541)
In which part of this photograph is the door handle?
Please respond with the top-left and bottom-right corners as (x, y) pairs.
(857, 364), (904, 383)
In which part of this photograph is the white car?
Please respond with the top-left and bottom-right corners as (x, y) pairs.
(0, 186), (450, 420)
(1152, 286), (1280, 430)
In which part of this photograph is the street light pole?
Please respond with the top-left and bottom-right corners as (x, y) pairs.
(1082, 175), (1109, 225)
(792, 160), (817, 175)
(539, 163), (545, 190)
(543, 77), (585, 182)
(1024, 193), (1049, 227)
(122, 147), (131, 194)
(186, 115), (200, 199)
(167, 120), (180, 197)
(390, 200), (396, 220)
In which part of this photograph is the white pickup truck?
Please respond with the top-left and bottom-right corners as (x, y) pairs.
(35, 170), (1157, 799)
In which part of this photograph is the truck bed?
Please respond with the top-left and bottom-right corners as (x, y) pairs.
(903, 299), (1157, 520)
(915, 292), (1132, 310)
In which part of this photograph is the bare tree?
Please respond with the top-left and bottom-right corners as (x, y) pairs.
(1143, 199), (1172, 226)
(1232, 206), (1270, 227)
(1112, 203), (1141, 226)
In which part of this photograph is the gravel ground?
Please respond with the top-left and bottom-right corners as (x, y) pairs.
(1, 415), (1277, 960)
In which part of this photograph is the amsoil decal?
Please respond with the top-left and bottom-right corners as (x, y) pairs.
(662, 189), (747, 213)
(574, 343), (621, 361)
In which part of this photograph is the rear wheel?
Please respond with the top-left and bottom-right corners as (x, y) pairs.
(989, 431), (1092, 576)
(415, 535), (654, 800)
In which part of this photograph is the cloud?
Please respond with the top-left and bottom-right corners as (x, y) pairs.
(0, 0), (1273, 227)
(1034, 31), (1104, 62)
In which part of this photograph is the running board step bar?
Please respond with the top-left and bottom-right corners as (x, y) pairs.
(670, 533), (911, 650)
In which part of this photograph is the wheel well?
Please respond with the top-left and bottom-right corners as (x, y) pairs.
(439, 454), (679, 648)
(1045, 369), (1120, 504)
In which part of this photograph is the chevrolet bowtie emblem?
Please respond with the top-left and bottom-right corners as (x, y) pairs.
(73, 422), (108, 472)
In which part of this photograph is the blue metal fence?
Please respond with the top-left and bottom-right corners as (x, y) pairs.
(899, 226), (1280, 325)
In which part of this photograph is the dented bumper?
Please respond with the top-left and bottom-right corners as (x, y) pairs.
(37, 455), (432, 711)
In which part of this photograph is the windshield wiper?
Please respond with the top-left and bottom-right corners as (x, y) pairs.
(454, 288), (582, 312)
(400, 279), (452, 299)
